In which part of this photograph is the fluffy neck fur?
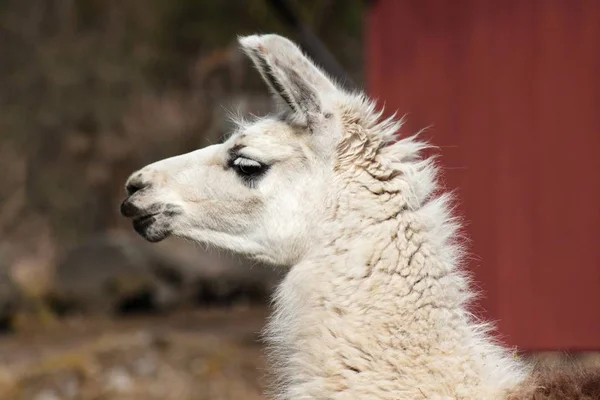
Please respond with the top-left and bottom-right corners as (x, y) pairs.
(265, 95), (530, 400)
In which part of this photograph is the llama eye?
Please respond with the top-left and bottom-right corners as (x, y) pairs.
(232, 157), (265, 177)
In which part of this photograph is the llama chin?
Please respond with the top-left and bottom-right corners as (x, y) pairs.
(121, 33), (600, 400)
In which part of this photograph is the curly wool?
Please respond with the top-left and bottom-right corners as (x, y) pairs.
(265, 93), (531, 400)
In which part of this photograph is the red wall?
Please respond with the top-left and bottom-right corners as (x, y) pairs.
(366, 0), (600, 350)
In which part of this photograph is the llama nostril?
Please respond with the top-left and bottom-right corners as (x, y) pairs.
(126, 181), (148, 196)
(120, 198), (141, 218)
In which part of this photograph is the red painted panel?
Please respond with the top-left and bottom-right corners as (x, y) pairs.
(366, 0), (600, 350)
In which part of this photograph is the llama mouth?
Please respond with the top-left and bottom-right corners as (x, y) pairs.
(132, 213), (171, 243)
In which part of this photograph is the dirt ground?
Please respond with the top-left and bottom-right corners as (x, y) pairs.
(0, 307), (270, 400)
(1, 306), (598, 400)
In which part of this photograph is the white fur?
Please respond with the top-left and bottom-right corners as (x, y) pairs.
(123, 34), (531, 399)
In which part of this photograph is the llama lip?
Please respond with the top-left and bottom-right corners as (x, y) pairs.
(132, 213), (157, 233)
(133, 213), (156, 224)
(132, 213), (170, 242)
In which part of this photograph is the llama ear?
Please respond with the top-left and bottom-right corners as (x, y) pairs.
(238, 34), (337, 127)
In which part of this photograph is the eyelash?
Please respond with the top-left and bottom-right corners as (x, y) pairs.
(230, 156), (268, 187)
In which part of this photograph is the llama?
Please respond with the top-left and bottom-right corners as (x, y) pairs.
(120, 34), (599, 399)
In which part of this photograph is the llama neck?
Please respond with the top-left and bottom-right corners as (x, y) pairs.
(267, 159), (528, 399)
(305, 167), (471, 334)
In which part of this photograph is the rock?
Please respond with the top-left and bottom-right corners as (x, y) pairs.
(0, 263), (23, 333)
(143, 238), (285, 308)
(49, 231), (284, 316)
(49, 232), (180, 315)
(34, 389), (61, 400)
(104, 367), (133, 393)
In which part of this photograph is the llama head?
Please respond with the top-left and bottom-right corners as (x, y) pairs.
(120, 34), (364, 266)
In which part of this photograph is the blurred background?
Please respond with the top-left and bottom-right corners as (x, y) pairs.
(0, 0), (598, 399)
